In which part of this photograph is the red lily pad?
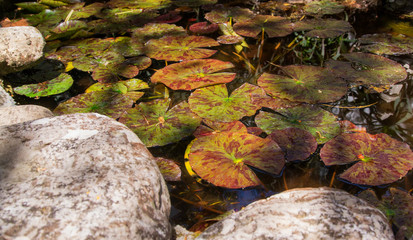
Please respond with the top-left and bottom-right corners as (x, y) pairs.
(255, 105), (340, 144)
(233, 15), (293, 38)
(189, 22), (219, 34)
(54, 91), (143, 119)
(257, 66), (348, 104)
(154, 11), (182, 23)
(154, 157), (182, 181)
(14, 73), (73, 98)
(205, 6), (255, 23)
(247, 127), (264, 136)
(320, 132), (413, 186)
(304, 0), (345, 16)
(267, 127), (318, 162)
(188, 83), (262, 122)
(293, 19), (353, 39)
(151, 59), (235, 90)
(145, 35), (219, 61)
(359, 33), (413, 56)
(193, 120), (247, 138)
(131, 23), (187, 42)
(188, 131), (285, 188)
(118, 99), (202, 147)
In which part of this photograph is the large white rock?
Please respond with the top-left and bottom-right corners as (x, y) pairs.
(196, 187), (394, 240)
(0, 105), (54, 126)
(0, 26), (45, 75)
(0, 113), (171, 239)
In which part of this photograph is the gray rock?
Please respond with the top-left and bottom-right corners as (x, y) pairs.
(0, 26), (45, 75)
(0, 82), (15, 107)
(197, 187), (394, 240)
(0, 105), (54, 126)
(0, 113), (171, 239)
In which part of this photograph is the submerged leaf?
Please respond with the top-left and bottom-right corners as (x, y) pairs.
(155, 157), (182, 181)
(14, 73), (73, 98)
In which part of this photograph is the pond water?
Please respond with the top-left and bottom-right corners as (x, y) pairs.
(2, 0), (413, 236)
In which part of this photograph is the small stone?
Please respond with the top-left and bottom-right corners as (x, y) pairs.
(0, 82), (15, 107)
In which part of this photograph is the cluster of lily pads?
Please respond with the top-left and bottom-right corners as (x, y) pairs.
(7, 0), (413, 236)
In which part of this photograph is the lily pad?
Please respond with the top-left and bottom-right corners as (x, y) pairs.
(154, 11), (182, 23)
(118, 99), (202, 147)
(154, 157), (182, 181)
(326, 52), (407, 87)
(255, 105), (340, 144)
(233, 15), (293, 38)
(188, 83), (262, 122)
(217, 35), (244, 44)
(111, 36), (144, 57)
(123, 56), (152, 70)
(205, 6), (255, 23)
(173, 0), (217, 7)
(145, 35), (219, 61)
(267, 127), (318, 162)
(320, 132), (413, 186)
(359, 33), (413, 56)
(131, 23), (187, 42)
(48, 20), (88, 40)
(293, 19), (353, 38)
(151, 59), (235, 90)
(189, 22), (219, 34)
(188, 131), (285, 188)
(107, 0), (172, 9)
(63, 2), (105, 20)
(16, 2), (49, 13)
(92, 62), (139, 83)
(257, 66), (348, 104)
(54, 91), (143, 119)
(193, 120), (247, 138)
(304, 0), (345, 16)
(39, 0), (67, 8)
(85, 79), (149, 94)
(14, 73), (73, 98)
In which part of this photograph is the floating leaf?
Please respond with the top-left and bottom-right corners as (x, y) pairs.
(131, 23), (187, 42)
(151, 59), (235, 90)
(48, 20), (88, 40)
(257, 66), (348, 104)
(102, 7), (144, 22)
(188, 83), (262, 122)
(92, 62), (139, 83)
(154, 157), (182, 181)
(304, 0), (345, 16)
(255, 105), (340, 144)
(72, 56), (100, 72)
(233, 15), (293, 38)
(124, 56), (152, 70)
(63, 2), (105, 20)
(73, 38), (114, 54)
(217, 35), (244, 44)
(189, 22), (219, 34)
(107, 0), (172, 9)
(320, 132), (413, 186)
(173, 0), (217, 7)
(111, 36), (144, 57)
(54, 91), (142, 119)
(267, 127), (317, 162)
(145, 35), (219, 61)
(205, 6), (255, 23)
(39, 0), (68, 8)
(293, 19), (353, 38)
(193, 120), (247, 138)
(359, 33), (413, 56)
(85, 79), (149, 93)
(154, 11), (182, 23)
(118, 99), (202, 147)
(16, 2), (49, 13)
(14, 73), (73, 98)
(188, 131), (285, 188)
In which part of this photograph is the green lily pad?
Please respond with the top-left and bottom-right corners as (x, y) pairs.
(173, 0), (217, 7)
(102, 7), (144, 22)
(118, 99), (202, 147)
(293, 19), (353, 38)
(233, 15), (293, 38)
(64, 2), (105, 20)
(154, 157), (182, 182)
(359, 33), (413, 56)
(358, 188), (413, 239)
(188, 131), (285, 188)
(151, 59), (235, 90)
(188, 83), (262, 122)
(131, 23), (187, 42)
(48, 20), (88, 40)
(72, 56), (100, 72)
(16, 2), (49, 13)
(320, 132), (413, 186)
(39, 0), (68, 8)
(145, 35), (219, 61)
(92, 62), (139, 83)
(26, 10), (63, 35)
(85, 79), (149, 94)
(267, 127), (317, 162)
(72, 38), (114, 54)
(193, 120), (247, 138)
(107, 0), (172, 9)
(205, 6), (255, 23)
(257, 66), (348, 104)
(14, 73), (73, 98)
(326, 52), (407, 87)
(255, 105), (340, 144)
(304, 0), (345, 16)
(111, 36), (144, 57)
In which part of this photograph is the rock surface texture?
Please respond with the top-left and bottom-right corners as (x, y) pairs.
(0, 105), (54, 126)
(0, 82), (15, 107)
(196, 187), (394, 240)
(0, 26), (45, 75)
(0, 113), (171, 239)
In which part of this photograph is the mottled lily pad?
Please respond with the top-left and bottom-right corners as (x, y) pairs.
(131, 23), (187, 42)
(304, 0), (345, 16)
(39, 0), (67, 8)
(173, 0), (217, 7)
(154, 157), (182, 181)
(85, 78), (149, 94)
(14, 73), (73, 98)
(293, 19), (353, 38)
(145, 35), (219, 61)
(188, 131), (285, 188)
(359, 33), (413, 56)
(205, 6), (255, 23)
(54, 91), (143, 119)
(63, 2), (105, 20)
(257, 66), (348, 104)
(358, 188), (413, 239)
(189, 22), (219, 34)
(92, 62), (139, 83)
(48, 20), (88, 40)
(16, 2), (49, 13)
(320, 132), (413, 186)
(188, 83), (262, 122)
(118, 99), (202, 147)
(217, 35), (244, 44)
(151, 59), (235, 90)
(107, 0), (172, 9)
(233, 15), (293, 38)
(326, 52), (407, 87)
(193, 120), (247, 138)
(154, 11), (182, 23)
(267, 127), (317, 162)
(111, 36), (144, 57)
(255, 105), (340, 144)
(123, 56), (152, 70)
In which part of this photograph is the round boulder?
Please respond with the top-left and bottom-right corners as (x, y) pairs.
(0, 105), (54, 126)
